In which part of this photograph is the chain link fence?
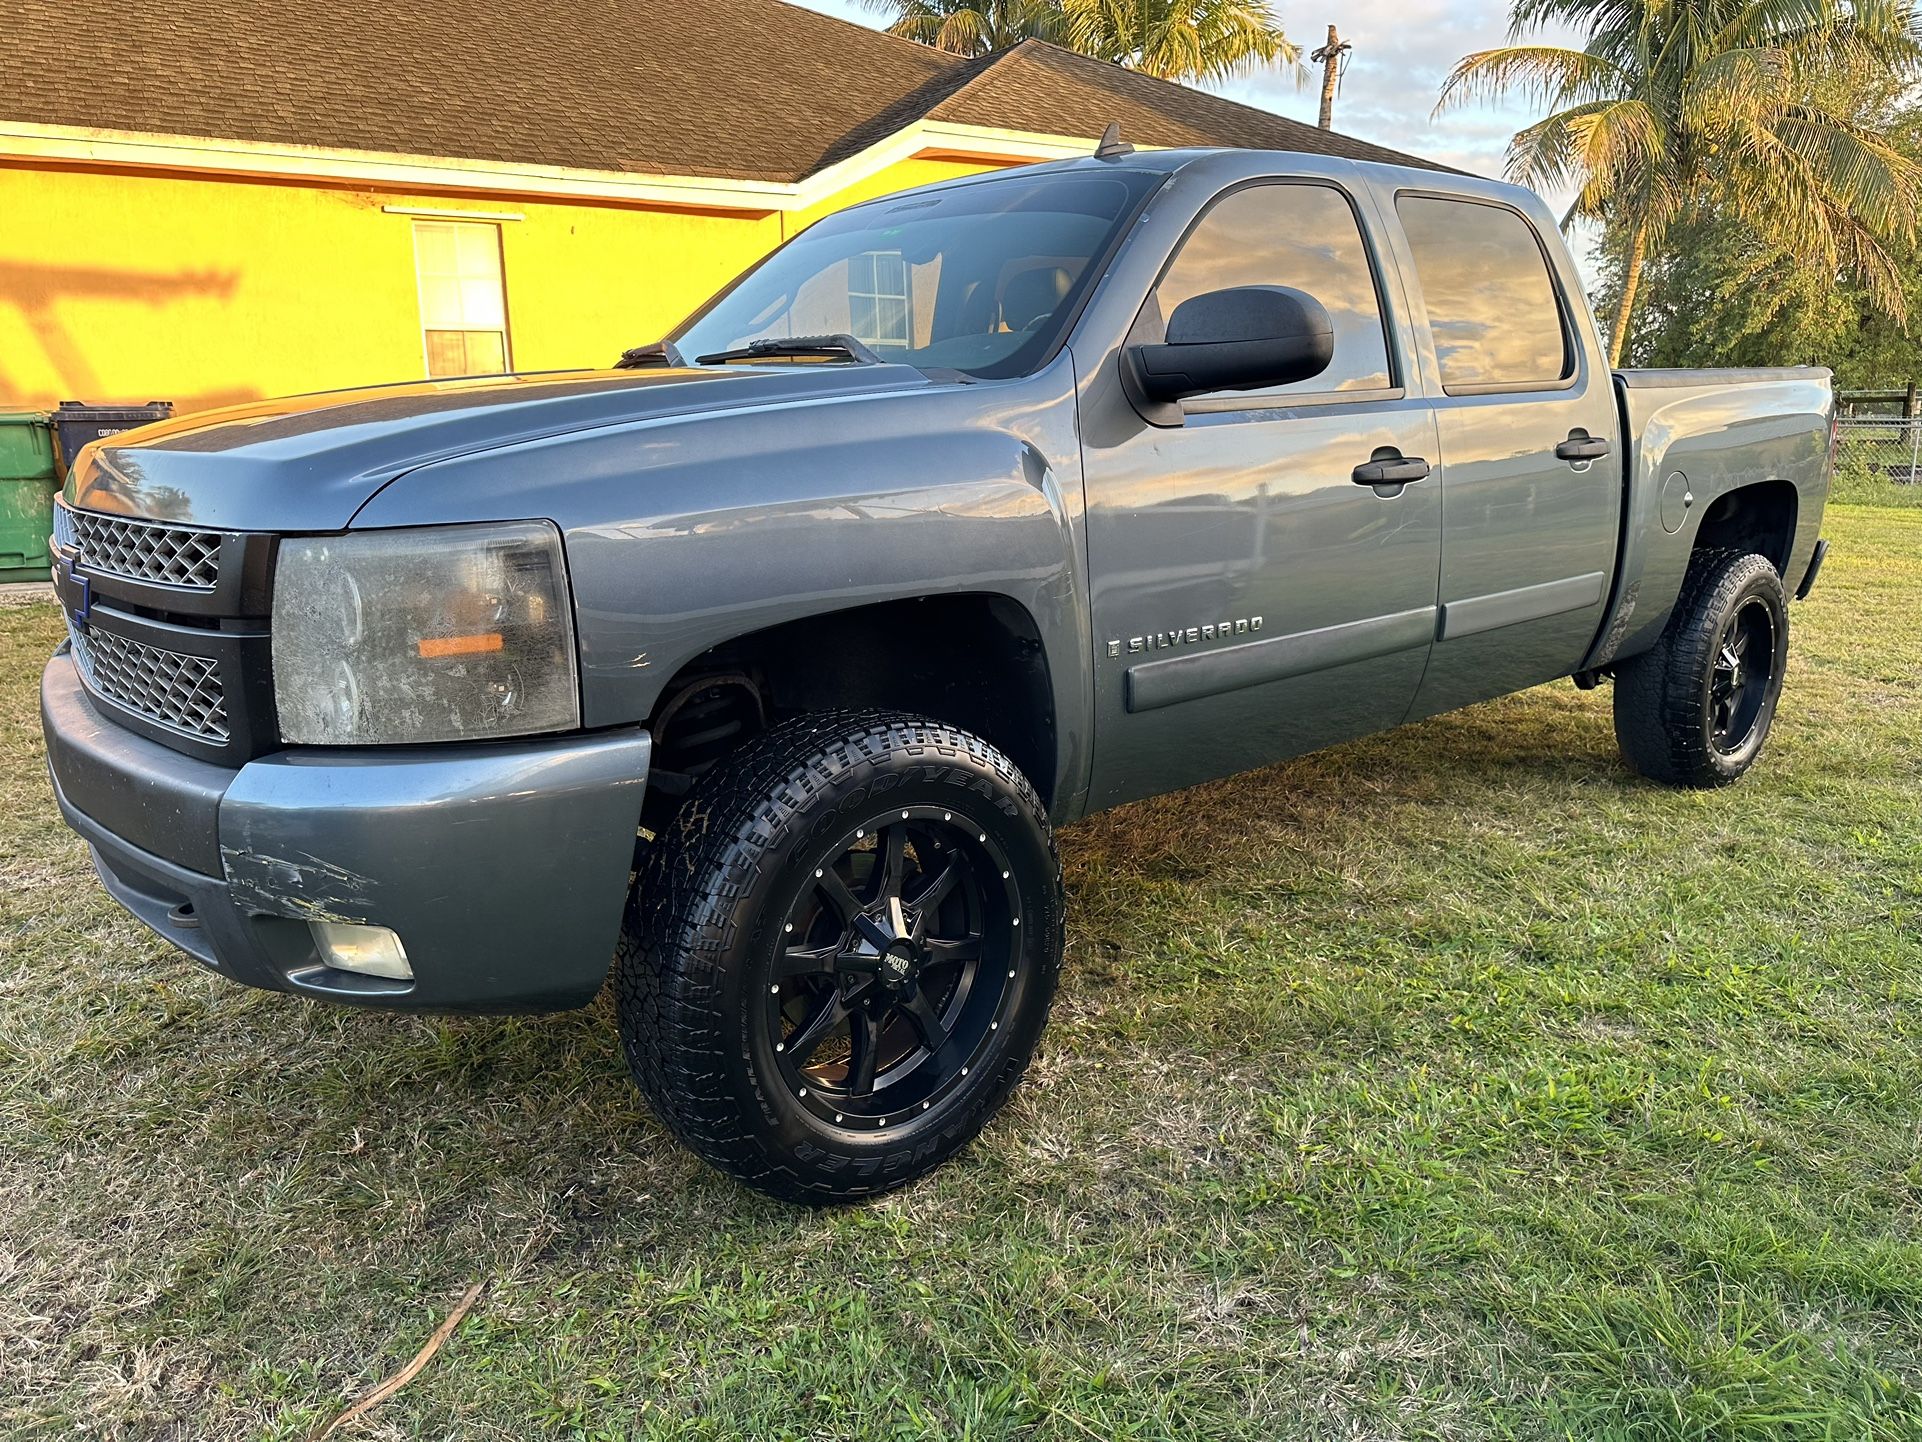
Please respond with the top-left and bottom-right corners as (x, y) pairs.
(1833, 415), (1922, 501)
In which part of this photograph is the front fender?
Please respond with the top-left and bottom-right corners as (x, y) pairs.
(351, 362), (1093, 813)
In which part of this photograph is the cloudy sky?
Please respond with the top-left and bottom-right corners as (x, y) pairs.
(787, 0), (1596, 269)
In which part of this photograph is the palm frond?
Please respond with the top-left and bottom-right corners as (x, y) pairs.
(1061, 0), (1296, 82)
(1437, 45), (1629, 112)
(1504, 96), (1667, 198)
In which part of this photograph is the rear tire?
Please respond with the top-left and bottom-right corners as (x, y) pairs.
(614, 710), (1064, 1204)
(1613, 548), (1789, 788)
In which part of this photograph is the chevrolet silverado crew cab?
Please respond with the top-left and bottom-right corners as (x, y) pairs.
(41, 147), (1832, 1202)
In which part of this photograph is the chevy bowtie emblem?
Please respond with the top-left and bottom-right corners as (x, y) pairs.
(65, 554), (92, 630)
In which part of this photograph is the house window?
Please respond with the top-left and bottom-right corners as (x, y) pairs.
(412, 221), (510, 378)
(847, 250), (910, 350)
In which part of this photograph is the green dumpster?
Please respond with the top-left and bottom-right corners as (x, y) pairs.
(0, 410), (58, 584)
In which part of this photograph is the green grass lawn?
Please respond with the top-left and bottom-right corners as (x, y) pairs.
(1832, 459), (1922, 510)
(3, 508), (1919, 1440)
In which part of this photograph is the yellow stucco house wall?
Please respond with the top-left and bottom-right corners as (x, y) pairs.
(0, 142), (1052, 415)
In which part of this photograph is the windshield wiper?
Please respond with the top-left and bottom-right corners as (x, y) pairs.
(694, 334), (885, 366)
(613, 340), (686, 369)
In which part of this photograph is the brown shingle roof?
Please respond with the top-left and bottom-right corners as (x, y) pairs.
(0, 0), (1439, 183)
(926, 42), (1442, 171)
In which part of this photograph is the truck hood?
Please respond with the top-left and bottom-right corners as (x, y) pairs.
(66, 364), (934, 531)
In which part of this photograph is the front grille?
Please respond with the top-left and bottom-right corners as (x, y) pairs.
(54, 506), (222, 590)
(68, 621), (229, 742)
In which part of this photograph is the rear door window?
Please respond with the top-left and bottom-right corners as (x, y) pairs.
(1395, 195), (1570, 393)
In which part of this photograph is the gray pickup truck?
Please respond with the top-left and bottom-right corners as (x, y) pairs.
(41, 147), (1831, 1202)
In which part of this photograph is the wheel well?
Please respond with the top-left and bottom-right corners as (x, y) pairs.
(643, 594), (1056, 825)
(1692, 480), (1798, 575)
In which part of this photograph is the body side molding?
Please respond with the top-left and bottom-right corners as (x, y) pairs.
(1439, 571), (1607, 642)
(1124, 606), (1437, 714)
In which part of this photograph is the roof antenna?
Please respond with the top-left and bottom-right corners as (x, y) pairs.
(1094, 122), (1134, 160)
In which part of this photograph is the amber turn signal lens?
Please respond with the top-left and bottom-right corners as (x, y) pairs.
(417, 632), (505, 659)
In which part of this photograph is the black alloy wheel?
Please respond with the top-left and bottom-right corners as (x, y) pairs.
(615, 711), (1064, 1203)
(1614, 547), (1791, 787)
(771, 809), (1019, 1130)
(1707, 595), (1778, 758)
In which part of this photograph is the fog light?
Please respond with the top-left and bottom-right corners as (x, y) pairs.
(311, 921), (413, 980)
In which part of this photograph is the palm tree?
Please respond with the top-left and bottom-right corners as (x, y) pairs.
(1061, 0), (1298, 81)
(864, 0), (1065, 56)
(1438, 0), (1922, 365)
(865, 0), (1297, 83)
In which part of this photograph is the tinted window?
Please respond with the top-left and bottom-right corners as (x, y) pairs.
(1154, 183), (1392, 398)
(671, 171), (1161, 380)
(1396, 196), (1569, 391)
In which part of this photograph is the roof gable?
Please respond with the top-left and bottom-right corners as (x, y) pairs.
(926, 42), (1441, 172)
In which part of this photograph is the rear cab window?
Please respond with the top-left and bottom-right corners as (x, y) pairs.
(1394, 195), (1572, 394)
(1147, 181), (1397, 405)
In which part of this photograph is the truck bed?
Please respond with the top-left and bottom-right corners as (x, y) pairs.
(1583, 366), (1833, 672)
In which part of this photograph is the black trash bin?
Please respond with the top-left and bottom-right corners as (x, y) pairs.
(50, 400), (175, 478)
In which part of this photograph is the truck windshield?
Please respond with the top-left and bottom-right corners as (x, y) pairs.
(670, 170), (1162, 380)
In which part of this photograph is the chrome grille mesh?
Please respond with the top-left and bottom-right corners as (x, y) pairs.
(68, 622), (229, 741)
(56, 506), (222, 590)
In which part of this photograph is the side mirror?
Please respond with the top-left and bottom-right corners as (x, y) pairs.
(1128, 285), (1335, 403)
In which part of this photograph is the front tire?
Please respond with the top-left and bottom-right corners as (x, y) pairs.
(615, 711), (1064, 1203)
(1613, 548), (1790, 788)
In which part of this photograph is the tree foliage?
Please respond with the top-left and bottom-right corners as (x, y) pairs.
(1438, 0), (1922, 365)
(867, 0), (1065, 56)
(1591, 91), (1922, 385)
(863, 0), (1298, 82)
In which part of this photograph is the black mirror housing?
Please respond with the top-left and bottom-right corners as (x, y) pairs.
(1128, 285), (1336, 404)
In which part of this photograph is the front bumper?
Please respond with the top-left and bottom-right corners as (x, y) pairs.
(42, 648), (650, 1011)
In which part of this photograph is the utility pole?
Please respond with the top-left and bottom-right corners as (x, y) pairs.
(1310, 25), (1352, 130)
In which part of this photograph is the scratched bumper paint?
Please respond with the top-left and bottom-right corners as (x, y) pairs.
(43, 651), (651, 1012)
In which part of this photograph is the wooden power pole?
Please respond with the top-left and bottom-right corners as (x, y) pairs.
(1310, 25), (1352, 130)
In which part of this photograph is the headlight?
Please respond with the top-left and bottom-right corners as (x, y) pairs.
(272, 521), (579, 745)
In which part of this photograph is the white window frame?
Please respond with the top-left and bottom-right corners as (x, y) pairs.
(847, 249), (910, 349)
(410, 219), (512, 379)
